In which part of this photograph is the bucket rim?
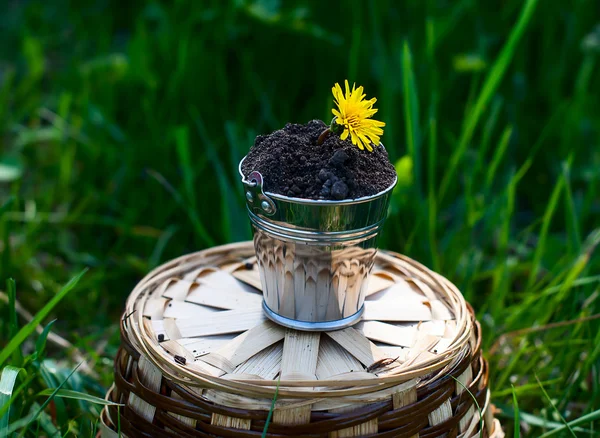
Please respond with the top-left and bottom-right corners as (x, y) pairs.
(239, 155), (398, 206)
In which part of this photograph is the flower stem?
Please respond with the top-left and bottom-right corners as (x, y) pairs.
(330, 120), (343, 135)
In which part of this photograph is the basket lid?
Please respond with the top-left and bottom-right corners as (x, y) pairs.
(123, 242), (472, 403)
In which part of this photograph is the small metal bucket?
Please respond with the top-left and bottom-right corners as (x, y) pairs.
(239, 156), (396, 331)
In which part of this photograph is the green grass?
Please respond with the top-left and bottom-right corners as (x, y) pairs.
(1, 0), (599, 436)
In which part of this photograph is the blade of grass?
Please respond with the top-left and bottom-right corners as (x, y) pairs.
(368, 1), (394, 152)
(0, 269), (87, 367)
(465, 98), (502, 220)
(507, 254), (587, 327)
(540, 275), (600, 297)
(496, 339), (529, 390)
(477, 98), (503, 174)
(513, 102), (570, 186)
(224, 121), (244, 183)
(427, 112), (440, 272)
(439, 0), (539, 201)
(0, 366), (26, 436)
(0, 197), (15, 285)
(554, 246), (594, 307)
(512, 385), (520, 438)
(36, 389), (122, 406)
(496, 404), (593, 434)
(491, 167), (516, 317)
(1, 365), (81, 438)
(431, 0), (472, 50)
(174, 126), (197, 213)
(426, 17), (435, 67)
(562, 161), (582, 255)
(6, 280), (18, 343)
(348, 0), (362, 80)
(462, 74), (482, 130)
(33, 320), (56, 361)
(538, 409), (600, 438)
(491, 313), (600, 357)
(90, 419), (98, 438)
(261, 376), (280, 438)
(535, 374), (577, 438)
(38, 359), (67, 429)
(451, 376), (483, 437)
(220, 122), (253, 242)
(541, 230), (600, 324)
(526, 170), (565, 289)
(493, 378), (562, 397)
(0, 197), (13, 218)
(15, 363), (82, 438)
(0, 374), (35, 421)
(149, 225), (178, 268)
(402, 41), (421, 197)
(484, 126), (512, 191)
(146, 169), (215, 247)
(190, 107), (248, 243)
(0, 69), (15, 125)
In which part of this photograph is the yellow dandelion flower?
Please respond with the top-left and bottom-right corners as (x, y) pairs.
(331, 80), (385, 152)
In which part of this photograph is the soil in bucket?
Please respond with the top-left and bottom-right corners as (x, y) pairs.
(241, 119), (397, 200)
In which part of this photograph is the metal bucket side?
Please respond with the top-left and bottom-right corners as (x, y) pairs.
(239, 155), (396, 331)
(239, 156), (397, 232)
(252, 228), (379, 330)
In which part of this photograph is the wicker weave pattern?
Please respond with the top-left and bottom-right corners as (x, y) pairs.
(100, 242), (504, 437)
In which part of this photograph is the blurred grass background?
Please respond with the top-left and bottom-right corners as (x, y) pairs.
(0, 0), (599, 435)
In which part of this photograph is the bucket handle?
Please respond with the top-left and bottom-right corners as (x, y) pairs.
(243, 171), (277, 216)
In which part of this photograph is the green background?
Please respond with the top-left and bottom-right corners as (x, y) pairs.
(0, 0), (599, 435)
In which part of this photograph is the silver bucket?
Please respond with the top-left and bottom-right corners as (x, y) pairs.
(239, 155), (396, 331)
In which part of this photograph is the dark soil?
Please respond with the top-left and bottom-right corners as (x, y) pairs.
(241, 120), (397, 200)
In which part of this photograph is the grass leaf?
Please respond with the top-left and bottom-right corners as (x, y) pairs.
(496, 404), (593, 434)
(427, 113), (440, 272)
(527, 172), (565, 289)
(535, 374), (577, 438)
(439, 0), (539, 201)
(262, 376), (280, 438)
(451, 376), (483, 437)
(562, 161), (582, 255)
(0, 366), (26, 436)
(484, 126), (512, 192)
(174, 126), (197, 212)
(146, 169), (215, 247)
(190, 107), (249, 243)
(6, 280), (18, 347)
(34, 320), (56, 360)
(538, 409), (600, 438)
(36, 389), (122, 406)
(14, 363), (83, 437)
(512, 385), (520, 438)
(0, 197), (13, 218)
(402, 41), (421, 197)
(0, 270), (87, 368)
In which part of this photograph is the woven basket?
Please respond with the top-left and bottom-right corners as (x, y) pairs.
(100, 242), (503, 437)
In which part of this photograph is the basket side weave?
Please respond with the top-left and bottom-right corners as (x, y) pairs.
(101, 315), (501, 438)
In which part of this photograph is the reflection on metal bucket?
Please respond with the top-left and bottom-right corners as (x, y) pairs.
(240, 155), (396, 331)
